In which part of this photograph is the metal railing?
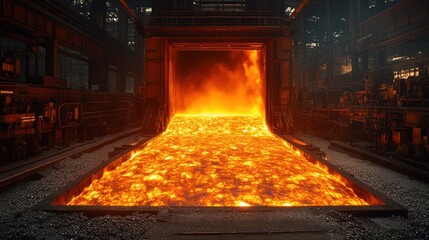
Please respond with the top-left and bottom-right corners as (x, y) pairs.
(144, 14), (287, 27)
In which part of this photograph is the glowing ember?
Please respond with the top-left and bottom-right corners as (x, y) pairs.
(67, 115), (370, 206)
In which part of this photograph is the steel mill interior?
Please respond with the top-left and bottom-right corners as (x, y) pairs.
(1, 0), (428, 239)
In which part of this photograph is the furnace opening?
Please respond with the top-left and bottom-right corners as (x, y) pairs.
(168, 50), (265, 116)
(59, 48), (385, 207)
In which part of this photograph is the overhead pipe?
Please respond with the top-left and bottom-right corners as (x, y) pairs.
(118, 0), (143, 26)
(287, 0), (313, 21)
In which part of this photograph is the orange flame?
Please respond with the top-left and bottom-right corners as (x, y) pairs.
(171, 50), (263, 115)
(66, 50), (380, 207)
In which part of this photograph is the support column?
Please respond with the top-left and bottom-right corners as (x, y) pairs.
(45, 39), (59, 79)
(135, 34), (145, 91)
(265, 39), (274, 126)
(325, 0), (332, 106)
(118, 9), (128, 45)
(144, 37), (165, 101)
(274, 37), (292, 106)
(91, 0), (106, 29)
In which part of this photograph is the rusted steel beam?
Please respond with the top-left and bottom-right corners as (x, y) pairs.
(288, 0), (313, 21)
(119, 0), (143, 26)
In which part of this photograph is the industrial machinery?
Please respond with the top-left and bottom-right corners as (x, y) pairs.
(0, 81), (140, 163)
(0, 0), (145, 164)
(0, 50), (19, 81)
(290, 0), (429, 163)
(294, 74), (429, 162)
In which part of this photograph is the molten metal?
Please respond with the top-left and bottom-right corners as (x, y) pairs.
(68, 115), (370, 207)
(67, 50), (372, 207)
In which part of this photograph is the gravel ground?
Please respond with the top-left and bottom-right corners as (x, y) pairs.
(0, 132), (428, 239)
(0, 135), (155, 239)
(297, 133), (429, 240)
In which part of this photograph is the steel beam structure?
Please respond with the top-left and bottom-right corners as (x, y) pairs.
(141, 10), (293, 132)
(0, 0), (144, 92)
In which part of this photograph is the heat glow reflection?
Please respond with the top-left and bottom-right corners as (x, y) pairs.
(67, 115), (370, 206)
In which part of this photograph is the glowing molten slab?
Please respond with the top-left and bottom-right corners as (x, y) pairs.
(68, 115), (370, 207)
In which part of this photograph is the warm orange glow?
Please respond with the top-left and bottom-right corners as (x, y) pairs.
(66, 50), (376, 207)
(171, 50), (263, 115)
(67, 115), (372, 207)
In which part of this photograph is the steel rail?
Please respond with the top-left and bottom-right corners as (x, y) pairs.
(0, 127), (143, 190)
(329, 140), (429, 184)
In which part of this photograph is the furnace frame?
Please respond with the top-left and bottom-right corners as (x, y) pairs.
(144, 38), (286, 133)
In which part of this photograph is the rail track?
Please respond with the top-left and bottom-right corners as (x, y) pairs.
(329, 140), (429, 183)
(0, 127), (145, 190)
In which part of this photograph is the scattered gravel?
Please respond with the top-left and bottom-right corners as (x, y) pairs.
(0, 132), (428, 239)
(298, 133), (429, 240)
(0, 135), (155, 239)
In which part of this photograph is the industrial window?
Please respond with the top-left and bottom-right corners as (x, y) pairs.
(29, 46), (46, 80)
(303, 2), (323, 56)
(71, 0), (92, 19)
(59, 45), (89, 90)
(59, 54), (88, 90)
(0, 36), (27, 83)
(361, 0), (400, 20)
(330, 0), (347, 44)
(127, 19), (135, 50)
(393, 68), (420, 80)
(106, 0), (119, 39)
(386, 34), (429, 65)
